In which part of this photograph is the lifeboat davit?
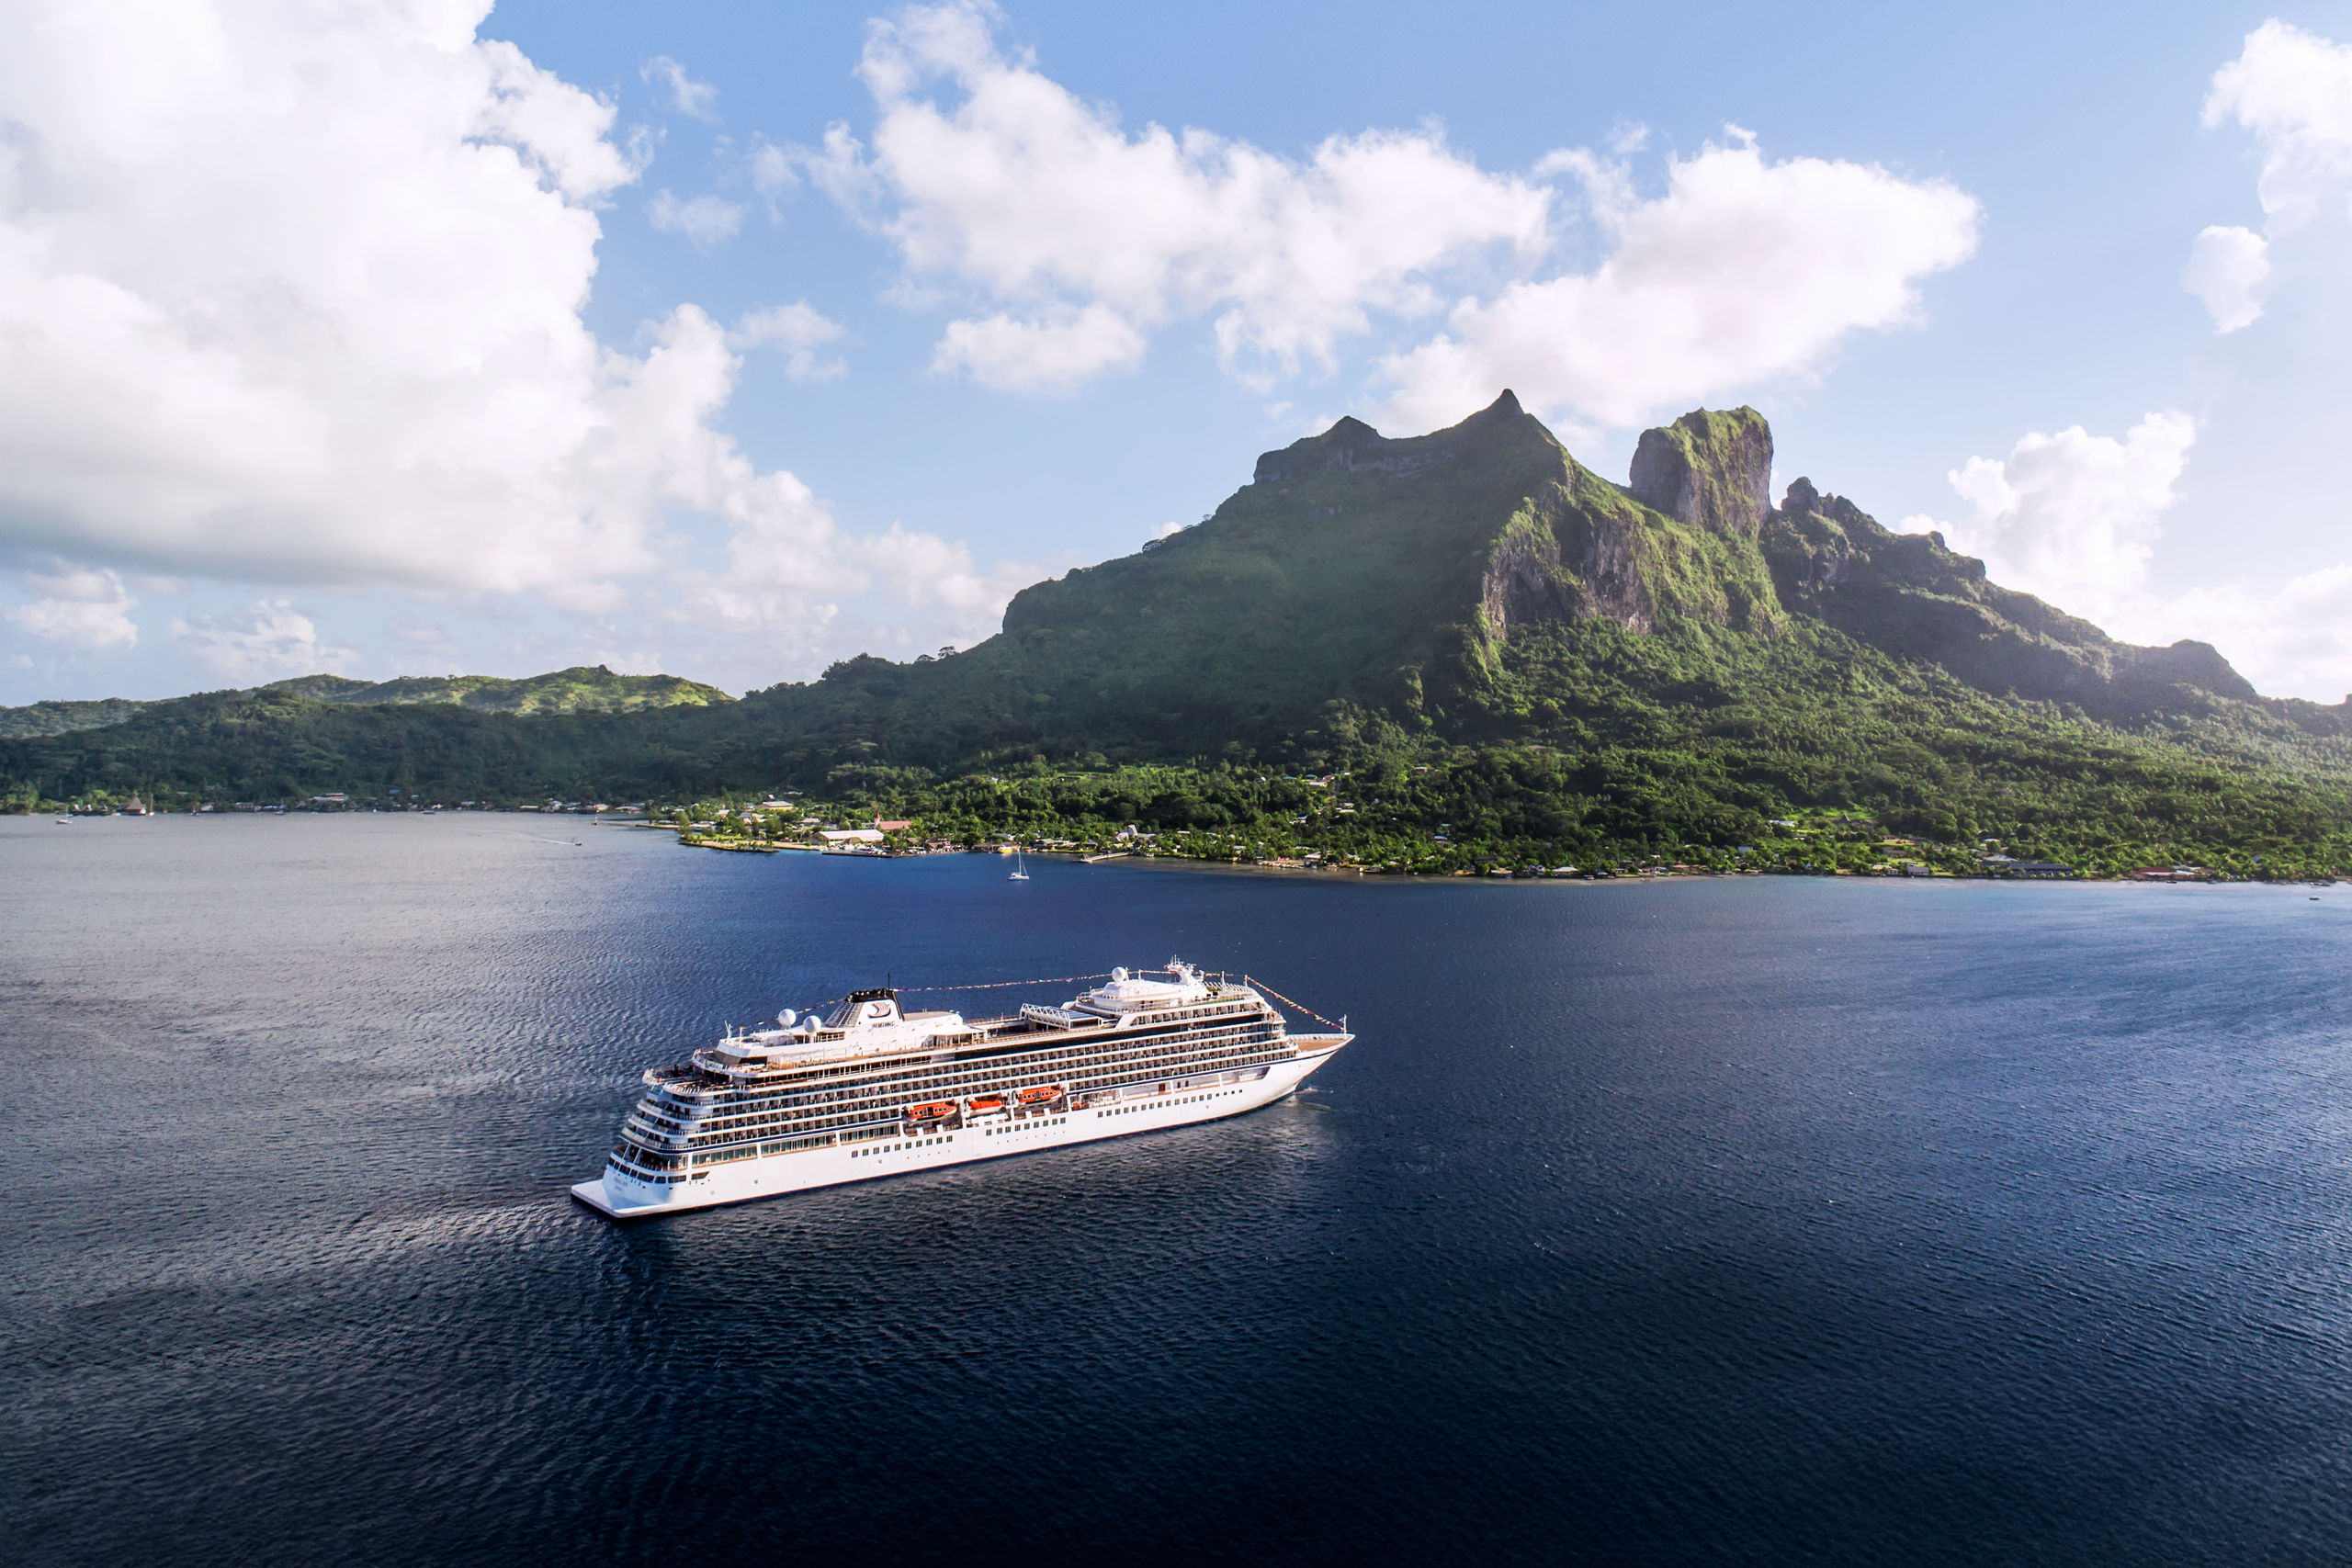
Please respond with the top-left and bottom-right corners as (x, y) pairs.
(907, 1101), (956, 1121)
(1017, 1085), (1063, 1104)
(967, 1094), (1009, 1113)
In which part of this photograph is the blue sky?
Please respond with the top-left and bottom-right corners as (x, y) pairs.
(5, 0), (2351, 703)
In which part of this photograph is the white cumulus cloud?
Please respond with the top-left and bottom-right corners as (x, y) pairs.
(731, 302), (850, 383)
(1378, 133), (1982, 431)
(814, 0), (1552, 392)
(2160, 567), (2352, 705)
(1919, 412), (2198, 629)
(2188, 21), (2352, 331)
(642, 54), (719, 122)
(677, 477), (1042, 653)
(0, 0), (649, 591)
(2180, 224), (2271, 332)
(1905, 411), (2352, 700)
(172, 598), (351, 681)
(2206, 20), (2352, 230)
(0, 0), (1030, 680)
(3, 564), (139, 650)
(649, 189), (746, 248)
(802, 6), (1979, 423)
(933, 305), (1148, 393)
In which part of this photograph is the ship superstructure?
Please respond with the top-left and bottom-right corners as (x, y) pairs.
(571, 963), (1350, 1218)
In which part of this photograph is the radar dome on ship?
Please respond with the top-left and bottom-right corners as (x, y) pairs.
(776, 1010), (797, 1027)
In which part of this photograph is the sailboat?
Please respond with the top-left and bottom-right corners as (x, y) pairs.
(1009, 846), (1030, 881)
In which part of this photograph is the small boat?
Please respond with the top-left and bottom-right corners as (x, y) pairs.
(1017, 1085), (1063, 1105)
(1009, 847), (1030, 881)
(907, 1101), (956, 1122)
(967, 1094), (1009, 1113)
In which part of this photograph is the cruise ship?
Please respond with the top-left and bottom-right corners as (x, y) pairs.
(571, 963), (1351, 1218)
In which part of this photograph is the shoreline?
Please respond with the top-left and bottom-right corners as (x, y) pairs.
(11, 814), (2332, 888)
(1000, 848), (2335, 890)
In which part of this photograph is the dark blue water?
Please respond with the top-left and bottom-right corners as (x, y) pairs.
(6, 816), (2352, 1565)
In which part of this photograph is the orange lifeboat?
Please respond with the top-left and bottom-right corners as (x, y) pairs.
(907, 1101), (956, 1121)
(967, 1094), (1009, 1113)
(1017, 1085), (1063, 1105)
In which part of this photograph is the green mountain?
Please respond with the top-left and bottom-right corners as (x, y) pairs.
(266, 665), (731, 716)
(0, 696), (152, 740)
(738, 392), (2345, 761)
(0, 664), (728, 741)
(7, 394), (2352, 875)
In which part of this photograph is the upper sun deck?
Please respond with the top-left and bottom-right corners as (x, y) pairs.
(1084, 963), (1219, 1012)
(1021, 963), (1259, 1029)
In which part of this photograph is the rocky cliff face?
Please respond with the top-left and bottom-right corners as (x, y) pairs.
(1628, 408), (1774, 537)
(1469, 401), (2257, 716)
(1478, 482), (1660, 636)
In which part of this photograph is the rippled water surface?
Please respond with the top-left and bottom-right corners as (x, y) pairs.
(7, 815), (2352, 1565)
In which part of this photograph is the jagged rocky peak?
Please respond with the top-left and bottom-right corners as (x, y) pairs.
(1779, 474), (1987, 583)
(1251, 389), (1540, 485)
(1783, 475), (1905, 536)
(1629, 407), (1774, 537)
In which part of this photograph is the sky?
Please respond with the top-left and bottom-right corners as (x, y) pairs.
(5, 0), (2352, 705)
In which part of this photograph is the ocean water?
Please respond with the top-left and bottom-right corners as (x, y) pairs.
(6, 815), (2352, 1566)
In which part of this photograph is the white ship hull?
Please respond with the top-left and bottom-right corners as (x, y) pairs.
(571, 1036), (1345, 1219)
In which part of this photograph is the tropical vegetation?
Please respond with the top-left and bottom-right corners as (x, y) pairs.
(8, 395), (2350, 881)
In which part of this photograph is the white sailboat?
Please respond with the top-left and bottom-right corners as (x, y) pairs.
(1009, 846), (1030, 881)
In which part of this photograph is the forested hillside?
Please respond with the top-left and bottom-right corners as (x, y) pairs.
(9, 394), (2352, 876)
(0, 664), (728, 741)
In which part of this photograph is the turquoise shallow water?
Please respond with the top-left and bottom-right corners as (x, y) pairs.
(6, 814), (2352, 1565)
